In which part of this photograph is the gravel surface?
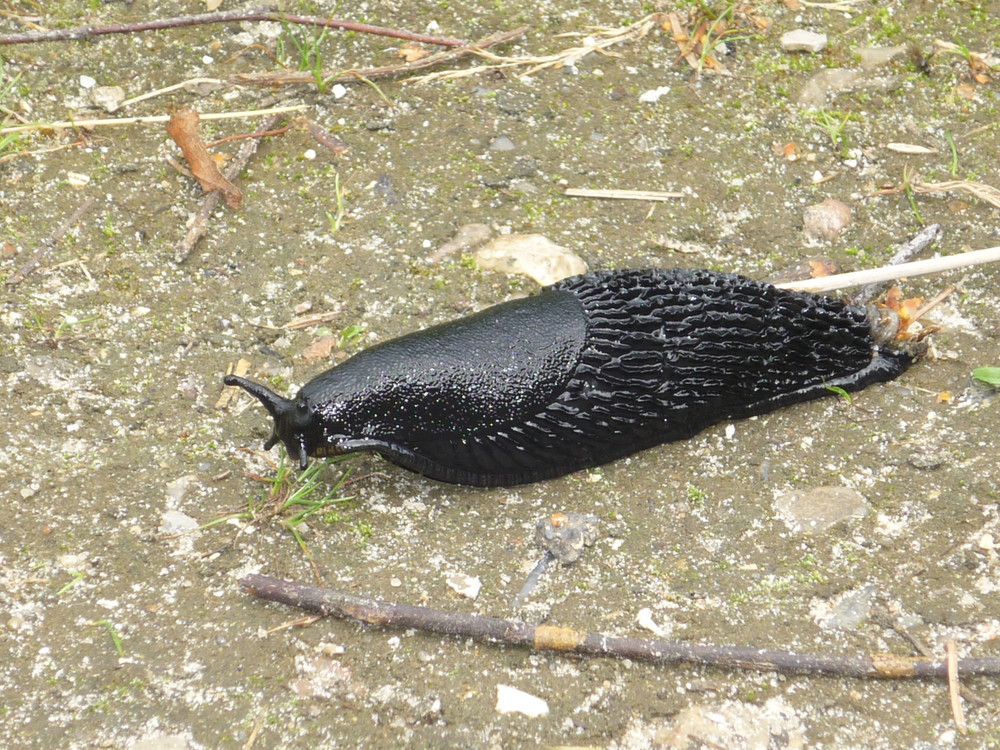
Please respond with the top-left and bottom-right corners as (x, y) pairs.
(1, 1), (999, 748)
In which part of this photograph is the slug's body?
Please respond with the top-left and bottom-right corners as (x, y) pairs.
(225, 269), (912, 487)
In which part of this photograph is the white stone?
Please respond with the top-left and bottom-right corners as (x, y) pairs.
(639, 86), (670, 103)
(79, 74), (97, 89)
(474, 233), (587, 285)
(781, 30), (828, 53)
(90, 85), (126, 113)
(496, 685), (549, 717)
(446, 572), (482, 600)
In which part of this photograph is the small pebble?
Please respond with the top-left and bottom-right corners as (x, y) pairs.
(803, 198), (852, 241)
(446, 573), (482, 600)
(781, 30), (828, 53)
(496, 685), (549, 717)
(331, 84), (348, 99)
(907, 446), (949, 470)
(858, 45), (907, 70)
(489, 135), (516, 151)
(79, 74), (97, 89)
(817, 584), (878, 630)
(796, 68), (859, 107)
(90, 85), (126, 113)
(66, 172), (91, 188)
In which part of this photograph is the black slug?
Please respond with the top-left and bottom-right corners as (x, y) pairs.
(225, 268), (913, 487)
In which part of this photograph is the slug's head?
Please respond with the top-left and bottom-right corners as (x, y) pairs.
(224, 375), (321, 469)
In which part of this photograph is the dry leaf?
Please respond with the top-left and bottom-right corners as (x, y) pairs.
(936, 391), (953, 403)
(302, 335), (338, 361)
(205, 0), (223, 10)
(808, 259), (836, 278)
(166, 109), (243, 209)
(954, 84), (976, 100)
(783, 142), (798, 160)
(881, 286), (924, 337)
(397, 44), (431, 62)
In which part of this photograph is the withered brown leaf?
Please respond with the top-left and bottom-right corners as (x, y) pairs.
(166, 109), (243, 209)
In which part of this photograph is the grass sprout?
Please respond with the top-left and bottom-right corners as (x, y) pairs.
(277, 15), (332, 93)
(93, 619), (125, 657)
(325, 172), (348, 234)
(812, 109), (854, 158)
(208, 450), (354, 580)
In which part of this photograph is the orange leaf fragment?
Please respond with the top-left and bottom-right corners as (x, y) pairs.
(936, 391), (953, 404)
(166, 109), (243, 209)
(808, 259), (835, 278)
(880, 286), (924, 338)
(397, 44), (431, 62)
(302, 335), (338, 362)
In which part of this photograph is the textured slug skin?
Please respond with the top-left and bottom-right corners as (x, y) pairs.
(235, 269), (912, 487)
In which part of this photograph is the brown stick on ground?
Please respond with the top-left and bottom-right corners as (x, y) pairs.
(6, 197), (98, 287)
(0, 7), (467, 47)
(240, 574), (1000, 680)
(174, 112), (282, 264)
(232, 27), (529, 87)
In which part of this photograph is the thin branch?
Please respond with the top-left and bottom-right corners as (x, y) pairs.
(0, 6), (467, 48)
(240, 574), (1000, 679)
(6, 197), (97, 287)
(777, 244), (1000, 294)
(0, 104), (307, 135)
(232, 26), (529, 87)
(175, 112), (283, 264)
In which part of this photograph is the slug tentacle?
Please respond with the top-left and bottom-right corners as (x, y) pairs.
(225, 268), (916, 487)
(224, 375), (318, 468)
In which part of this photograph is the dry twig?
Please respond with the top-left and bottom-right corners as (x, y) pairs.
(240, 574), (1000, 679)
(6, 197), (97, 287)
(0, 104), (306, 136)
(410, 16), (663, 83)
(947, 639), (968, 734)
(233, 27), (528, 87)
(175, 112), (283, 263)
(0, 6), (467, 48)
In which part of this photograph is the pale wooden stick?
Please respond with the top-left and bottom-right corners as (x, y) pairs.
(776, 245), (1000, 294)
(565, 188), (685, 201)
(0, 104), (307, 135)
(946, 640), (967, 735)
(119, 77), (226, 108)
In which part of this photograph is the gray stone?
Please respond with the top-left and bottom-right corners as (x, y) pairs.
(775, 486), (869, 533)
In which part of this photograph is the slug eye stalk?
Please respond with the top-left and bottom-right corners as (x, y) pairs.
(224, 375), (314, 469)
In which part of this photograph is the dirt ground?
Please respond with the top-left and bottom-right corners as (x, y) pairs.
(2, 1), (999, 748)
